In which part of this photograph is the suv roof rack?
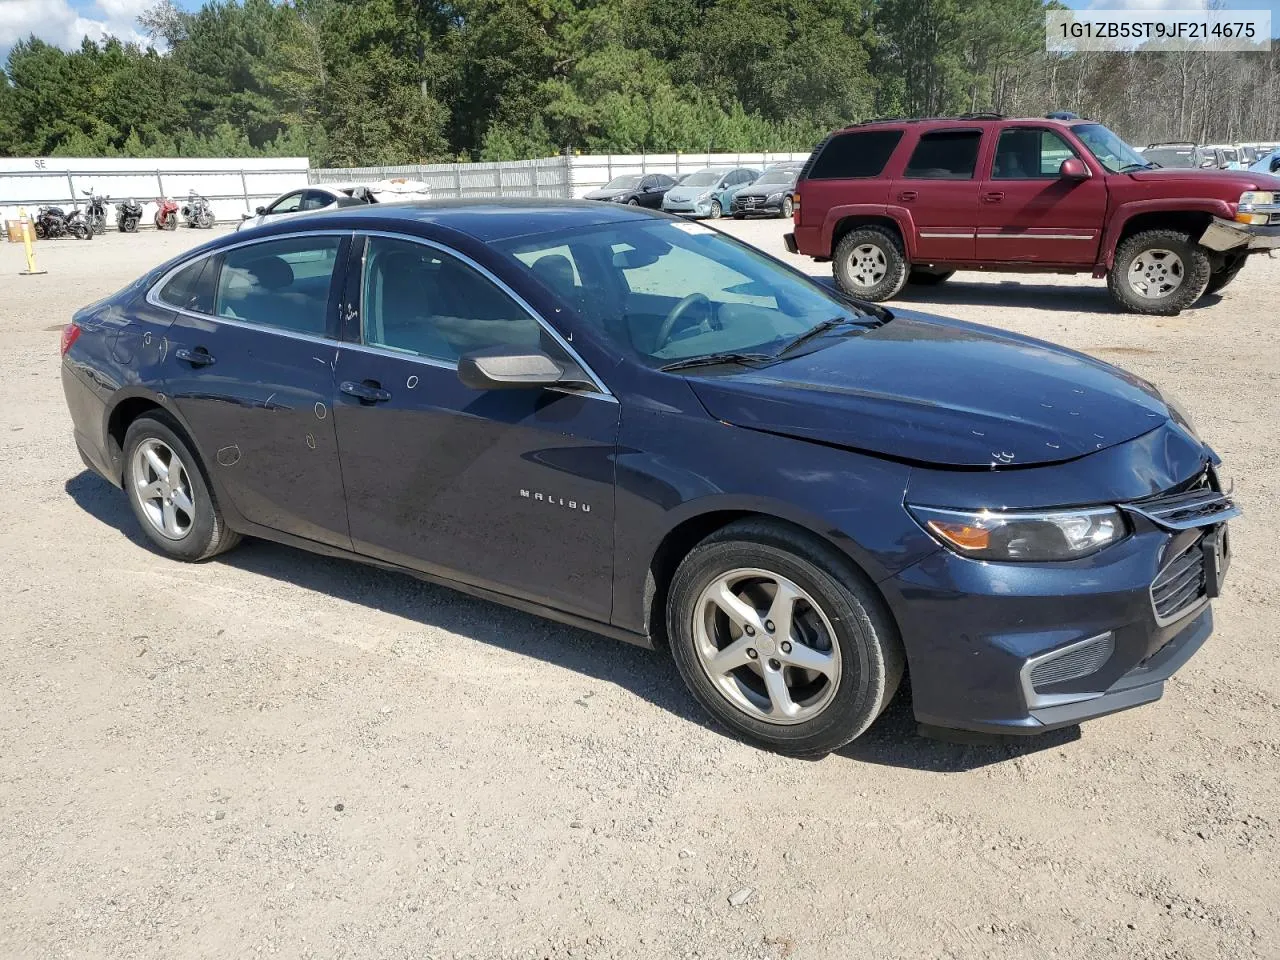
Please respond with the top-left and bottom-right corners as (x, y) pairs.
(1146, 141), (1196, 148)
(956, 112), (1004, 120)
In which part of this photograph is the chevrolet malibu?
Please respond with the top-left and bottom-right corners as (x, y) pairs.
(60, 200), (1238, 755)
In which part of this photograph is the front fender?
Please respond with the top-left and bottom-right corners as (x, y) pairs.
(1098, 198), (1234, 271)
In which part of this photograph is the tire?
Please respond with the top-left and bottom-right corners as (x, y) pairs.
(1107, 229), (1212, 315)
(627, 198), (639, 206)
(1205, 257), (1245, 295)
(781, 196), (794, 218)
(34, 222), (46, 240)
(708, 200), (722, 220)
(666, 519), (904, 756)
(123, 413), (241, 562)
(908, 268), (955, 286)
(125, 218), (138, 233)
(163, 213), (177, 231)
(92, 214), (106, 235)
(833, 225), (908, 302)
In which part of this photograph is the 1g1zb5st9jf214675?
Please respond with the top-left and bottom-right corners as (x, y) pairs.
(60, 199), (1239, 754)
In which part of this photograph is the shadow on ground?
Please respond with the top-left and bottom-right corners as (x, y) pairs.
(66, 468), (1074, 773)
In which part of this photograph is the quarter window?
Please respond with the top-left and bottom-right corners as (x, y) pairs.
(213, 235), (342, 335)
(992, 129), (1080, 179)
(807, 130), (903, 179)
(361, 236), (541, 363)
(903, 130), (983, 180)
(156, 257), (215, 314)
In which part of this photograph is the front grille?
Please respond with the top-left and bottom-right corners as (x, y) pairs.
(1150, 539), (1208, 625)
(1028, 633), (1115, 689)
(1125, 467), (1238, 531)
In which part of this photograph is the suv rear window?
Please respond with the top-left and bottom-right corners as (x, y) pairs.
(807, 130), (903, 179)
(903, 130), (982, 180)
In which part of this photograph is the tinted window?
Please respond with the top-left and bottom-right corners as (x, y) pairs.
(807, 130), (903, 179)
(361, 236), (540, 363)
(654, 174), (675, 187)
(156, 257), (215, 314)
(268, 192), (303, 214)
(213, 235), (342, 335)
(904, 130), (982, 179)
(300, 190), (334, 211)
(992, 129), (1079, 179)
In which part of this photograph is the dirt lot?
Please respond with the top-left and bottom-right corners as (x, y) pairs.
(1, 220), (1277, 960)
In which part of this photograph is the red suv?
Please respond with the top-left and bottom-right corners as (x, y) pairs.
(787, 115), (1280, 314)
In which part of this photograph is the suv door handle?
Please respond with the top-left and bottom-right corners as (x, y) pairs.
(982, 191), (1005, 203)
(174, 346), (215, 367)
(340, 380), (392, 404)
(897, 190), (918, 202)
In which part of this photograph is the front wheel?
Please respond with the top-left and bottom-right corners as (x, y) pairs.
(833, 226), (908, 302)
(666, 520), (904, 756)
(780, 196), (794, 218)
(125, 217), (139, 233)
(91, 214), (106, 235)
(708, 199), (722, 220)
(34, 222), (46, 240)
(123, 414), (240, 562)
(163, 213), (177, 231)
(1107, 229), (1211, 315)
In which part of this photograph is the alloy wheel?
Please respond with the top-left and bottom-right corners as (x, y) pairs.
(131, 438), (196, 540)
(691, 567), (842, 725)
(1127, 248), (1185, 299)
(847, 242), (888, 288)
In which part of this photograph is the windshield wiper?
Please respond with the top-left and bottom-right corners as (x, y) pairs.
(659, 352), (774, 372)
(1119, 162), (1155, 172)
(776, 316), (870, 357)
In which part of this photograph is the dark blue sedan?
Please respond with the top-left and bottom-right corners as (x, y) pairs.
(59, 200), (1238, 755)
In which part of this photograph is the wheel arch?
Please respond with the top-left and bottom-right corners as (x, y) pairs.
(104, 389), (210, 486)
(1098, 199), (1230, 271)
(827, 210), (910, 259)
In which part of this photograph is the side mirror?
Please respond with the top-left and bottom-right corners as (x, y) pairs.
(255, 205), (267, 215)
(1271, 158), (1280, 173)
(1059, 157), (1090, 180)
(458, 348), (569, 391)
(1199, 158), (1216, 168)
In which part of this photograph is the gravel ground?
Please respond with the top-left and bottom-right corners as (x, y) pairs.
(1, 220), (1277, 960)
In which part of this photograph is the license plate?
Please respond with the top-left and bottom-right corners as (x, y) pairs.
(1201, 525), (1230, 598)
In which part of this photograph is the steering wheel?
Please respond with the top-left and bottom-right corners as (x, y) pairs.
(655, 293), (712, 351)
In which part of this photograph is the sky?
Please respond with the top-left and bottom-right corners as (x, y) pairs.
(1, 0), (1277, 63)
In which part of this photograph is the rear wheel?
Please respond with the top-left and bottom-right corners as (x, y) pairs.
(123, 414), (240, 562)
(1205, 256), (1245, 295)
(1107, 229), (1211, 315)
(666, 520), (903, 756)
(908, 268), (955, 286)
(833, 226), (908, 302)
(163, 212), (177, 231)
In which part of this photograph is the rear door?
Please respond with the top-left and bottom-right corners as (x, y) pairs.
(975, 127), (1107, 264)
(893, 128), (985, 261)
(156, 231), (352, 549)
(330, 233), (620, 621)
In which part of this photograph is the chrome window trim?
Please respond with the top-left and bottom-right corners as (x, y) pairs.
(356, 229), (616, 402)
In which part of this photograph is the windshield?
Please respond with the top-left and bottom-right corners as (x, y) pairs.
(1074, 123), (1150, 172)
(604, 175), (642, 190)
(1143, 148), (1195, 168)
(755, 170), (797, 185)
(500, 220), (870, 366)
(680, 169), (722, 187)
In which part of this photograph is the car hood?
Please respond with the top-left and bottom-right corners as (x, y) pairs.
(1128, 168), (1280, 191)
(685, 311), (1172, 468)
(664, 187), (708, 202)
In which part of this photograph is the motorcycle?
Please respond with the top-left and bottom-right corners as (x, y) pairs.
(115, 198), (143, 233)
(33, 205), (92, 240)
(154, 196), (180, 231)
(180, 190), (215, 229)
(82, 188), (109, 235)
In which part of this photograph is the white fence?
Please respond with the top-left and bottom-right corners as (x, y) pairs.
(567, 153), (811, 197)
(310, 157), (571, 199)
(0, 157), (309, 227)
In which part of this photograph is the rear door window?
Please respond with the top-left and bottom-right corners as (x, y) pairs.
(807, 130), (903, 179)
(213, 235), (343, 336)
(903, 130), (983, 180)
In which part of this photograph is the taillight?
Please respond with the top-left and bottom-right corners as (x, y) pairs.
(792, 192), (800, 224)
(60, 323), (81, 355)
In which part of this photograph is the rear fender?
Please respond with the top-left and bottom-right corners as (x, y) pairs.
(823, 205), (914, 259)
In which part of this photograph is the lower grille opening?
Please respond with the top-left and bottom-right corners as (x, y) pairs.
(1151, 540), (1208, 625)
(1029, 633), (1116, 690)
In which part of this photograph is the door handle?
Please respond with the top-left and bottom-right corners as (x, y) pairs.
(340, 380), (392, 404)
(897, 190), (918, 202)
(174, 347), (215, 366)
(982, 191), (1005, 203)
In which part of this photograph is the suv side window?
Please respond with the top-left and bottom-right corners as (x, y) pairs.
(213, 235), (343, 335)
(993, 129), (1080, 179)
(903, 130), (982, 180)
(361, 236), (541, 364)
(156, 257), (216, 314)
(807, 130), (903, 179)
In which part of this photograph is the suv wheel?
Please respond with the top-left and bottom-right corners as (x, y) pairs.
(833, 226), (908, 302)
(1108, 229), (1211, 315)
(123, 414), (241, 561)
(666, 520), (904, 756)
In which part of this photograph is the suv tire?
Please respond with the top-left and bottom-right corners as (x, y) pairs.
(1108, 229), (1212, 315)
(908, 268), (955, 286)
(123, 413), (241, 562)
(666, 519), (904, 756)
(833, 226), (908, 302)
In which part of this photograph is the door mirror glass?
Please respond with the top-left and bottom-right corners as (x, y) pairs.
(1059, 157), (1090, 179)
(458, 347), (566, 390)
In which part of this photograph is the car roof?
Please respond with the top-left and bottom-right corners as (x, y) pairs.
(832, 115), (1093, 134)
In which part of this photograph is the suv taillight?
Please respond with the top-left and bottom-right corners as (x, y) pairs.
(792, 192), (800, 224)
(60, 323), (81, 356)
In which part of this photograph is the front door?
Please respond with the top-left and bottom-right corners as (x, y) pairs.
(975, 127), (1107, 263)
(894, 129), (985, 261)
(331, 234), (620, 622)
(158, 232), (352, 549)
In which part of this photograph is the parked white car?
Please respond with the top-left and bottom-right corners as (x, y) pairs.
(237, 180), (431, 231)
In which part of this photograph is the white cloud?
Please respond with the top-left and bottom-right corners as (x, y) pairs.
(0, 0), (151, 54)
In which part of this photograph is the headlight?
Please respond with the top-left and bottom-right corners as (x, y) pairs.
(1237, 190), (1275, 224)
(909, 505), (1125, 562)
(767, 192), (784, 202)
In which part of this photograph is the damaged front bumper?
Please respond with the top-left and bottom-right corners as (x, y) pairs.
(1200, 216), (1280, 253)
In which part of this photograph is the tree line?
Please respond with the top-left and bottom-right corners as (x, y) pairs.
(0, 0), (1276, 166)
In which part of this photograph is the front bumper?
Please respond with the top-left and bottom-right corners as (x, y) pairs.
(880, 509), (1233, 736)
(661, 198), (716, 218)
(1200, 216), (1280, 252)
(731, 197), (785, 217)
